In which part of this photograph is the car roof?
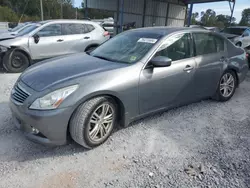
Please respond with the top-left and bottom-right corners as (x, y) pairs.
(130, 26), (209, 36)
(39, 19), (98, 25)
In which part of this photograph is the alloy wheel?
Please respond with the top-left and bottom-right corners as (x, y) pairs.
(88, 103), (114, 142)
(220, 73), (235, 98)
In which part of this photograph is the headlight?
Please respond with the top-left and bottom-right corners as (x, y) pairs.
(29, 85), (78, 110)
(0, 46), (8, 53)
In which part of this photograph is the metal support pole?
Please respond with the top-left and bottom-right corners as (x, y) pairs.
(187, 3), (193, 26)
(85, 0), (88, 18)
(142, 0), (147, 27)
(119, 0), (124, 33)
(61, 0), (63, 19)
(40, 0), (44, 21)
(229, 1), (235, 25)
(115, 0), (120, 35)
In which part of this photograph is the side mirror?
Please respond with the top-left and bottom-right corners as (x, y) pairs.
(150, 56), (172, 67)
(33, 34), (40, 44)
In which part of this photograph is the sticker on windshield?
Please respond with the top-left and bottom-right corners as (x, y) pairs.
(137, 38), (157, 44)
(130, 56), (137, 61)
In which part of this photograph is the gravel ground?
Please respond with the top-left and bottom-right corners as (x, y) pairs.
(0, 71), (250, 188)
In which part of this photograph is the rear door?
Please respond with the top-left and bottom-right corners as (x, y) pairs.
(28, 23), (65, 60)
(192, 32), (227, 98)
(61, 23), (95, 53)
(139, 32), (197, 114)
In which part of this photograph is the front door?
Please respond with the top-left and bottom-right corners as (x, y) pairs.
(29, 23), (66, 60)
(139, 33), (197, 114)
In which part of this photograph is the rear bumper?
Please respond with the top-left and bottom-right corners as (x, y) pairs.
(9, 100), (73, 146)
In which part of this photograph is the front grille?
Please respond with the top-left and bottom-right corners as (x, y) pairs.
(12, 84), (30, 104)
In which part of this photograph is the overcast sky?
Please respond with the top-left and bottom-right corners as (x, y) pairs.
(74, 0), (248, 22)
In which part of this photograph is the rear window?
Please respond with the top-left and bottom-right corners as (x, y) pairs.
(62, 23), (95, 35)
(86, 24), (95, 32)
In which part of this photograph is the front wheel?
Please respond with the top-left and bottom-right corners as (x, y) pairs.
(3, 50), (30, 73)
(214, 70), (237, 102)
(70, 97), (117, 149)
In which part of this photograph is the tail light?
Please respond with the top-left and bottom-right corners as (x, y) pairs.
(103, 31), (110, 37)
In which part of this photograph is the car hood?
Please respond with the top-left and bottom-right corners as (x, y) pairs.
(21, 53), (128, 91)
(0, 32), (16, 41)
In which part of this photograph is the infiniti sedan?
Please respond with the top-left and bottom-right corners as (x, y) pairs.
(10, 27), (248, 149)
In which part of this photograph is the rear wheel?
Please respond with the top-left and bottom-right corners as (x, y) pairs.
(70, 97), (117, 149)
(214, 70), (237, 102)
(3, 50), (30, 73)
(85, 45), (98, 53)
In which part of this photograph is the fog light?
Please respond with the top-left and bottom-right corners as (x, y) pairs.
(31, 127), (39, 134)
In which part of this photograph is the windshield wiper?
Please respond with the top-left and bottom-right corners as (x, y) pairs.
(93, 55), (113, 61)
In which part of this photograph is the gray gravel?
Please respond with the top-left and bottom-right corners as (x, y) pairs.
(0, 71), (250, 188)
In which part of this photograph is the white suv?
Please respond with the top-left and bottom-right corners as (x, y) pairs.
(0, 20), (110, 73)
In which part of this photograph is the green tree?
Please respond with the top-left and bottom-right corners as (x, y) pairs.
(200, 9), (216, 26)
(239, 8), (250, 26)
(191, 12), (199, 24)
(0, 6), (18, 22)
(216, 14), (236, 28)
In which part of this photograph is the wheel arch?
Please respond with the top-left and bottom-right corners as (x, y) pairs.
(66, 93), (126, 140)
(226, 66), (239, 86)
(84, 43), (99, 52)
(9, 46), (32, 64)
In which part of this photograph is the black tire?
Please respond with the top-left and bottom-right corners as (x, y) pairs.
(69, 97), (117, 149)
(3, 50), (30, 73)
(85, 45), (98, 53)
(214, 70), (237, 102)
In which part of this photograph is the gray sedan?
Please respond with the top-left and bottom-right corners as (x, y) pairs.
(10, 27), (248, 149)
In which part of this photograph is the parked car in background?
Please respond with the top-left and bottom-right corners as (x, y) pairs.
(10, 27), (248, 149)
(205, 27), (221, 33)
(0, 19), (110, 73)
(221, 26), (250, 48)
(0, 22), (9, 33)
(100, 21), (114, 36)
(0, 23), (37, 41)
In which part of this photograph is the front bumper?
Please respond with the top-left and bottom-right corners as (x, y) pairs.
(9, 100), (73, 146)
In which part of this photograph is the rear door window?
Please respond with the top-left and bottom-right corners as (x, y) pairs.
(193, 33), (218, 55)
(214, 35), (225, 52)
(62, 23), (86, 35)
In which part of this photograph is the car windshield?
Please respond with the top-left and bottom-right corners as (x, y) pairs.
(223, 28), (246, 35)
(90, 31), (163, 64)
(10, 24), (25, 32)
(16, 25), (39, 36)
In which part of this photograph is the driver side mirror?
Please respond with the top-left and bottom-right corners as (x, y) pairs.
(150, 56), (172, 67)
(33, 34), (40, 44)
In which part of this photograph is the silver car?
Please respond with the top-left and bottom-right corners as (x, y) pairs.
(10, 27), (248, 149)
(0, 20), (110, 73)
(0, 23), (37, 41)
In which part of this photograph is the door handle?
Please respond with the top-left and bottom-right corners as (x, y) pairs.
(84, 36), (90, 39)
(183, 65), (194, 72)
(57, 39), (64, 42)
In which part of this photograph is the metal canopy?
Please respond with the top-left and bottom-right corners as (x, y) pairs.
(183, 0), (234, 4)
